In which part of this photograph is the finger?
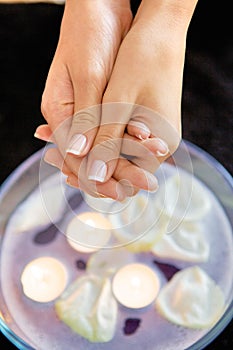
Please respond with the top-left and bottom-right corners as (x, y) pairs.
(66, 172), (131, 200)
(41, 61), (75, 155)
(128, 106), (181, 156)
(65, 105), (101, 158)
(44, 147), (72, 176)
(49, 141), (157, 198)
(86, 103), (133, 183)
(127, 120), (151, 140)
(39, 120), (129, 201)
(122, 133), (169, 159)
(44, 147), (127, 201)
(65, 158), (153, 197)
(65, 65), (104, 157)
(66, 173), (81, 189)
(77, 155), (127, 201)
(113, 158), (159, 192)
(34, 124), (54, 143)
(120, 133), (170, 173)
(38, 124), (144, 197)
(41, 60), (102, 158)
(45, 148), (128, 201)
(40, 107), (160, 199)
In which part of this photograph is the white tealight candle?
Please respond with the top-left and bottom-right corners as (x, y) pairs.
(66, 212), (112, 253)
(21, 257), (67, 303)
(112, 263), (160, 309)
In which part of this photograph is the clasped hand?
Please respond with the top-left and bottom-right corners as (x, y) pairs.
(35, 0), (198, 200)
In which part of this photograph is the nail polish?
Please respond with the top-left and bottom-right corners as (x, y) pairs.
(129, 121), (151, 140)
(155, 138), (169, 157)
(146, 172), (159, 192)
(66, 134), (87, 155)
(88, 160), (107, 183)
(34, 132), (50, 142)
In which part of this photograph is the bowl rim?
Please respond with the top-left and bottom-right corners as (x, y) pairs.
(0, 141), (232, 350)
(184, 141), (233, 349)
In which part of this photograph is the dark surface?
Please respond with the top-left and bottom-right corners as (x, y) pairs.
(0, 2), (232, 349)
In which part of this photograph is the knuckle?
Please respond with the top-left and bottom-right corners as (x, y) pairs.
(102, 91), (128, 105)
(86, 69), (102, 84)
(72, 109), (100, 133)
(102, 83), (133, 105)
(76, 63), (101, 84)
(75, 65), (105, 91)
(41, 92), (62, 124)
(102, 138), (121, 154)
(93, 137), (121, 161)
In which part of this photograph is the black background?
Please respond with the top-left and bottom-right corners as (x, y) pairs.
(0, 1), (232, 349)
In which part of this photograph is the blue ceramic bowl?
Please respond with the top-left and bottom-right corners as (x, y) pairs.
(0, 141), (232, 350)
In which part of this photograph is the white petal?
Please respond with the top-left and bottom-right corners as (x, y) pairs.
(155, 172), (211, 229)
(109, 193), (165, 252)
(156, 266), (225, 329)
(55, 275), (118, 342)
(7, 173), (67, 233)
(152, 221), (209, 262)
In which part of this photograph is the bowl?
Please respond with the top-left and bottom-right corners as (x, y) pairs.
(0, 140), (232, 350)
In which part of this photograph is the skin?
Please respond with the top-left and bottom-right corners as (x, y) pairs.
(39, 0), (198, 200)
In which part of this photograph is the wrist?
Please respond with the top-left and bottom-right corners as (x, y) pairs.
(137, 0), (198, 32)
(141, 0), (198, 14)
(66, 0), (130, 8)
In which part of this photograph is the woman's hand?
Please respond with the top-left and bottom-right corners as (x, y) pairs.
(40, 0), (133, 156)
(39, 0), (137, 199)
(39, 0), (160, 200)
(39, 0), (198, 200)
(35, 121), (160, 199)
(80, 0), (198, 192)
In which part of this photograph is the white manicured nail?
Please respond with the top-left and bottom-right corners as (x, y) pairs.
(66, 134), (86, 155)
(88, 160), (107, 182)
(155, 138), (169, 157)
(146, 172), (159, 192)
(128, 121), (151, 139)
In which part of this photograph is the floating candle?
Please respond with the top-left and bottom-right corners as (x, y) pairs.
(112, 263), (160, 309)
(21, 257), (67, 303)
(66, 212), (112, 253)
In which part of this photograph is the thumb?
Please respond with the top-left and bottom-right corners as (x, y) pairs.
(86, 103), (132, 183)
(66, 106), (101, 158)
(65, 75), (103, 158)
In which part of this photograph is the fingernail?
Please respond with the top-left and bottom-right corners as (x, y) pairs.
(129, 121), (151, 139)
(146, 172), (159, 192)
(34, 125), (53, 142)
(88, 160), (107, 182)
(155, 138), (169, 156)
(34, 132), (49, 142)
(114, 182), (128, 202)
(66, 134), (86, 155)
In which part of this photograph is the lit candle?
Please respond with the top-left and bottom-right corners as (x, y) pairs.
(66, 212), (112, 253)
(21, 256), (67, 303)
(112, 263), (160, 309)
